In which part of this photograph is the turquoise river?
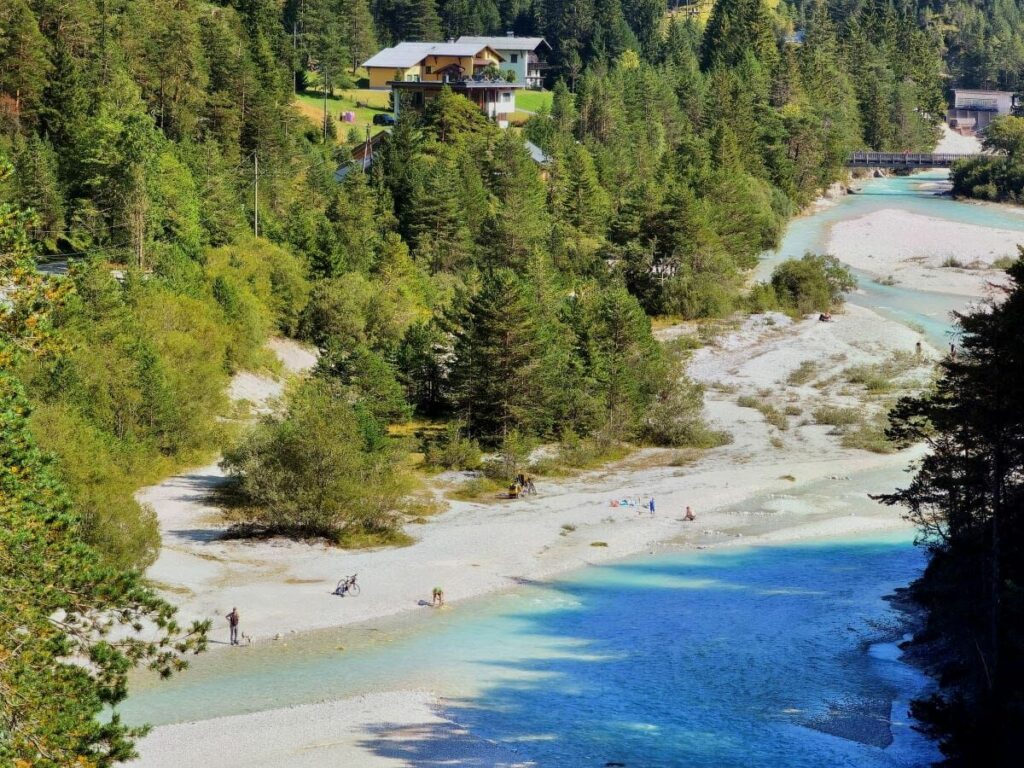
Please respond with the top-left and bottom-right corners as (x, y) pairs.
(122, 171), (1024, 766)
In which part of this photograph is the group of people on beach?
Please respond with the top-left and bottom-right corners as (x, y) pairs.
(609, 496), (697, 521)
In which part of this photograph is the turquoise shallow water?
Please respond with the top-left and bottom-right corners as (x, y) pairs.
(759, 171), (1024, 348)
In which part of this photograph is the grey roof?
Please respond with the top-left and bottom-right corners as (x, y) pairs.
(333, 155), (373, 182)
(362, 42), (433, 69)
(457, 36), (550, 52)
(524, 140), (551, 165)
(363, 42), (502, 69)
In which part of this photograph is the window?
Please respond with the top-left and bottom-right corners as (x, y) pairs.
(425, 66), (433, 74)
(502, 92), (511, 103)
(510, 53), (519, 64)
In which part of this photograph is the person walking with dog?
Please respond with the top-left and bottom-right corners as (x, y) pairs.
(226, 607), (240, 645)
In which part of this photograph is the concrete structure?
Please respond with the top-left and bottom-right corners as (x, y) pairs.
(392, 78), (522, 128)
(456, 35), (551, 88)
(948, 89), (1019, 133)
(362, 42), (504, 90)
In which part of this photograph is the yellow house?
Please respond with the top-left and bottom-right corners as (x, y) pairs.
(363, 42), (505, 90)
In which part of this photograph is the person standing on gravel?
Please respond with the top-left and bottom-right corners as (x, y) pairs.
(226, 607), (240, 645)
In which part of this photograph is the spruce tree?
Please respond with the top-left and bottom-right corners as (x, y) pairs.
(701, 0), (778, 71)
(341, 0), (379, 72)
(399, 0), (443, 41)
(482, 129), (551, 270)
(409, 149), (474, 272)
(451, 269), (547, 441)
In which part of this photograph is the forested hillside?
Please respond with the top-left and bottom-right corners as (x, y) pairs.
(0, 1), (953, 764)
(924, 0), (1024, 91)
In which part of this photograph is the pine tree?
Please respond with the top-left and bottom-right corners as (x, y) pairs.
(0, 0), (51, 128)
(880, 258), (1024, 762)
(326, 167), (381, 275)
(451, 268), (547, 441)
(409, 149), (474, 272)
(623, 0), (664, 59)
(482, 129), (551, 270)
(398, 0), (443, 41)
(341, 0), (379, 73)
(550, 142), (609, 236)
(700, 0), (778, 71)
(0, 371), (208, 767)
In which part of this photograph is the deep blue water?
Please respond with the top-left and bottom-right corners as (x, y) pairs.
(403, 537), (938, 767)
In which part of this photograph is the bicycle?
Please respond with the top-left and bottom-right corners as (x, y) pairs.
(334, 574), (360, 597)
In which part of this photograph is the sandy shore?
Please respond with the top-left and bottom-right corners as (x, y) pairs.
(135, 691), (533, 768)
(828, 208), (1021, 297)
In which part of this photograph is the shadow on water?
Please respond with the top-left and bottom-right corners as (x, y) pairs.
(358, 540), (939, 768)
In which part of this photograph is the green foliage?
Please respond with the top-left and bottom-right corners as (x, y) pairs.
(812, 404), (862, 426)
(768, 253), (857, 315)
(424, 420), (482, 470)
(0, 372), (208, 768)
(221, 377), (413, 542)
(451, 268), (547, 441)
(953, 117), (1024, 204)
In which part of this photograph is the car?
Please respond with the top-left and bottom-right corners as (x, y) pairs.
(372, 113), (396, 126)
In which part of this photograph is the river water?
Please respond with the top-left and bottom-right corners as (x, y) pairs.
(124, 172), (1024, 765)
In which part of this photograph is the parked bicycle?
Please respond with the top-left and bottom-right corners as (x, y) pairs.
(334, 573), (360, 597)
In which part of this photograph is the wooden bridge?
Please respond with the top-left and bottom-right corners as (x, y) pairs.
(845, 151), (981, 169)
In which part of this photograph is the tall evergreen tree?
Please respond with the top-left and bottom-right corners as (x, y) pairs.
(701, 0), (778, 71)
(451, 268), (547, 441)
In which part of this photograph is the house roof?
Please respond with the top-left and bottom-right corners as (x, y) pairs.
(953, 88), (1015, 97)
(333, 155), (372, 182)
(363, 42), (503, 69)
(362, 42), (435, 69)
(524, 140), (551, 165)
(457, 36), (550, 52)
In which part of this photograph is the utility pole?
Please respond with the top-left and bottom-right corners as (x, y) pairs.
(365, 125), (371, 170)
(253, 154), (259, 238)
(323, 66), (329, 143)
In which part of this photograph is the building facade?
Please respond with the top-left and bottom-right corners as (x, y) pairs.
(391, 79), (521, 128)
(456, 35), (550, 88)
(948, 89), (1020, 133)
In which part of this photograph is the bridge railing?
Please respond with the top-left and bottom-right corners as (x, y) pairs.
(845, 152), (981, 167)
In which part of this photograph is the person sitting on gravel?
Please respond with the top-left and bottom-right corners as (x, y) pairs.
(684, 506), (696, 522)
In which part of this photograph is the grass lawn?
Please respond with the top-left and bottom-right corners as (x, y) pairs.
(293, 88), (391, 144)
(516, 89), (553, 113)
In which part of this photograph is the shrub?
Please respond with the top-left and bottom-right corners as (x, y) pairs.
(841, 418), (896, 453)
(221, 378), (413, 543)
(769, 253), (856, 314)
(642, 374), (728, 448)
(787, 361), (818, 386)
(425, 421), (482, 470)
(481, 429), (536, 481)
(812, 405), (862, 426)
